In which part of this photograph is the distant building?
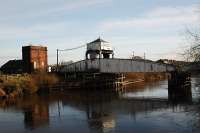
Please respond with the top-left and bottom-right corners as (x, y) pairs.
(0, 60), (23, 74)
(0, 45), (48, 74)
(22, 46), (48, 73)
(156, 59), (190, 69)
(132, 56), (143, 60)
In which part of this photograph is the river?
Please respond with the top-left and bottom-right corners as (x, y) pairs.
(0, 76), (199, 133)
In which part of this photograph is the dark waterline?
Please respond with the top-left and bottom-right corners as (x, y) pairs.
(0, 76), (200, 133)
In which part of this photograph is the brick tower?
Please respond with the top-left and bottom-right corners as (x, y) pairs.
(22, 46), (48, 73)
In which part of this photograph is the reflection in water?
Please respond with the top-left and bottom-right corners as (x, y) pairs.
(123, 80), (168, 99)
(61, 91), (119, 133)
(86, 102), (116, 133)
(24, 100), (49, 129)
(0, 77), (199, 133)
(168, 84), (192, 103)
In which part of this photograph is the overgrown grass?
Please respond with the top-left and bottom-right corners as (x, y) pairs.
(0, 73), (59, 98)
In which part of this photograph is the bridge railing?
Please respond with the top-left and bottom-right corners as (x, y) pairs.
(60, 59), (175, 73)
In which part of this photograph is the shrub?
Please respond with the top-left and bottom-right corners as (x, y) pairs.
(19, 76), (38, 94)
(0, 73), (59, 97)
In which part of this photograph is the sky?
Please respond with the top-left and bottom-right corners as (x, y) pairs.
(0, 0), (199, 66)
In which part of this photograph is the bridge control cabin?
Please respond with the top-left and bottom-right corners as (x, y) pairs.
(86, 38), (114, 60)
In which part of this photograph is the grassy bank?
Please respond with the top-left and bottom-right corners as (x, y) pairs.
(0, 73), (59, 99)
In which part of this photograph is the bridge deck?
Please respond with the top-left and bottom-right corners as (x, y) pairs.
(61, 59), (175, 73)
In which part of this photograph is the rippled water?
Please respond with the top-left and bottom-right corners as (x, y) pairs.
(0, 76), (200, 133)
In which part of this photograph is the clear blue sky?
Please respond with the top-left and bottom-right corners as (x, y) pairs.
(0, 0), (199, 66)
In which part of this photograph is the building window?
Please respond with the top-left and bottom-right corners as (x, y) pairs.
(34, 61), (37, 69)
(41, 61), (44, 67)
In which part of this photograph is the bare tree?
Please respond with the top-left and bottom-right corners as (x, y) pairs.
(184, 7), (200, 62)
(184, 28), (200, 62)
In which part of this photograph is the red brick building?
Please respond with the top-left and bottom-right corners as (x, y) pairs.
(22, 46), (48, 73)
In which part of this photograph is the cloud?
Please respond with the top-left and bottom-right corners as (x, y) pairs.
(0, 0), (112, 20)
(0, 0), (112, 41)
(98, 5), (200, 61)
(106, 34), (190, 61)
(51, 0), (112, 12)
(100, 5), (199, 31)
(0, 2), (198, 66)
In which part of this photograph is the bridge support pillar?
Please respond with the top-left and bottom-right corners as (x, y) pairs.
(168, 71), (192, 102)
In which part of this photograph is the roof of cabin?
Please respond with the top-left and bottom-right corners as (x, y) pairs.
(89, 37), (108, 44)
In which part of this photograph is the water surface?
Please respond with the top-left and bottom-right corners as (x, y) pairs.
(0, 76), (200, 133)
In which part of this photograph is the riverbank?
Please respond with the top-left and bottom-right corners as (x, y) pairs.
(0, 73), (58, 99)
(0, 72), (168, 99)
